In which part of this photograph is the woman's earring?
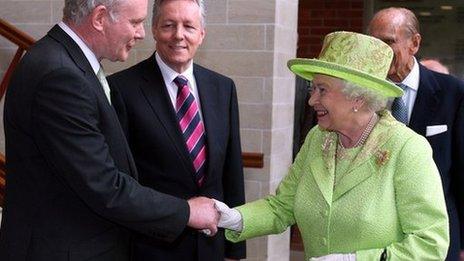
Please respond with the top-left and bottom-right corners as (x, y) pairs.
(353, 107), (358, 113)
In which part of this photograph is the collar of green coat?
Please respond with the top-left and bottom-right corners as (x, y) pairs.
(310, 110), (399, 204)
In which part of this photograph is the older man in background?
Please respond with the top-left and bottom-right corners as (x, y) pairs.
(368, 7), (464, 260)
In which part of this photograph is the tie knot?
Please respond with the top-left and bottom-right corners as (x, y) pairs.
(173, 76), (188, 89)
(396, 83), (408, 91)
(97, 67), (105, 78)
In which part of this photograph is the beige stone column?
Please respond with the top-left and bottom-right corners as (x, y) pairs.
(196, 1), (298, 260)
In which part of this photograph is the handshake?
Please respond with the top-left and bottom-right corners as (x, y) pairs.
(187, 197), (242, 236)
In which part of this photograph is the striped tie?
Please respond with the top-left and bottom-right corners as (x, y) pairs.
(174, 76), (207, 186)
(391, 83), (408, 124)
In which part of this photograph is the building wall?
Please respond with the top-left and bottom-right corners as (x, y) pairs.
(0, 0), (298, 260)
(297, 0), (364, 58)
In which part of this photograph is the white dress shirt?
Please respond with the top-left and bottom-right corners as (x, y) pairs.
(395, 56), (420, 123)
(155, 52), (204, 119)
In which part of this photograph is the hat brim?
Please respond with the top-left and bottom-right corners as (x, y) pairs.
(288, 58), (403, 98)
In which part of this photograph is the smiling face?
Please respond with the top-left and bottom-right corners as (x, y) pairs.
(101, 0), (147, 62)
(152, 0), (205, 73)
(308, 74), (358, 132)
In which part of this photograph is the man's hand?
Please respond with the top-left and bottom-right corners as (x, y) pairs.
(187, 197), (219, 236)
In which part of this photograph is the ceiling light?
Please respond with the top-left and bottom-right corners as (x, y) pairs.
(419, 11), (432, 16)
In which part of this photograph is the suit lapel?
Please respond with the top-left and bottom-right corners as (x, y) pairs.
(332, 160), (375, 201)
(48, 25), (91, 74)
(48, 25), (139, 177)
(138, 56), (195, 174)
(48, 26), (105, 98)
(333, 112), (396, 201)
(193, 65), (218, 179)
(409, 65), (440, 135)
(310, 132), (336, 205)
(48, 25), (115, 109)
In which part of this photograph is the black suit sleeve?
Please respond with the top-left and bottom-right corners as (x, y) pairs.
(110, 81), (129, 136)
(222, 81), (246, 259)
(31, 68), (189, 242)
(454, 86), (464, 250)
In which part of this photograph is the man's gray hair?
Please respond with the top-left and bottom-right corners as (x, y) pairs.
(341, 81), (388, 112)
(152, 0), (206, 27)
(63, 0), (125, 24)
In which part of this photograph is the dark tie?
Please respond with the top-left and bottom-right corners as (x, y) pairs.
(391, 83), (408, 124)
(174, 76), (207, 186)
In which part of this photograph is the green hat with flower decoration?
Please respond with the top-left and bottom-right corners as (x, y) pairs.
(288, 31), (403, 97)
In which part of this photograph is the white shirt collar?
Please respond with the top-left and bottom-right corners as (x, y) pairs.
(58, 21), (100, 74)
(400, 56), (419, 91)
(155, 52), (194, 87)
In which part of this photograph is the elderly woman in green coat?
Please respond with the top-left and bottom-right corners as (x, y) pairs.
(215, 31), (449, 260)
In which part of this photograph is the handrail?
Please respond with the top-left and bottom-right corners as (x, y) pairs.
(242, 152), (264, 168)
(0, 153), (5, 207)
(0, 18), (35, 100)
(0, 18), (35, 49)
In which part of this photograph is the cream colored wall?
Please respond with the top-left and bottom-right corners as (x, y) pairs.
(0, 1), (298, 260)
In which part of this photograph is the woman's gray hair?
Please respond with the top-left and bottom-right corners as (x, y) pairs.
(341, 81), (388, 112)
(63, 0), (124, 24)
(152, 0), (206, 27)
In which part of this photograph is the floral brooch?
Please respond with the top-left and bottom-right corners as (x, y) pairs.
(376, 150), (390, 166)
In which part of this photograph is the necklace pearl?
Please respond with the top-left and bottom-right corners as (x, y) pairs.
(339, 113), (378, 149)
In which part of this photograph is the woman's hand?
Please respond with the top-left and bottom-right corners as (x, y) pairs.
(213, 199), (243, 231)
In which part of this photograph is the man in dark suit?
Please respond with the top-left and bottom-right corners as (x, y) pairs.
(368, 7), (464, 260)
(109, 0), (246, 260)
(0, 0), (220, 260)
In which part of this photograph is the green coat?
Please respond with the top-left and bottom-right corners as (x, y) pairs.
(227, 111), (449, 260)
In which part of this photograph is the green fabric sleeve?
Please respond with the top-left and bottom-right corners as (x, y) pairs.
(357, 134), (449, 260)
(226, 128), (317, 242)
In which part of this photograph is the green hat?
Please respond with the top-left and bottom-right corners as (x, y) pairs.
(288, 31), (403, 97)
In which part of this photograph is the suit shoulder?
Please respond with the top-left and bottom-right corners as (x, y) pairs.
(386, 122), (432, 155)
(109, 57), (151, 83)
(426, 68), (464, 94)
(21, 36), (72, 71)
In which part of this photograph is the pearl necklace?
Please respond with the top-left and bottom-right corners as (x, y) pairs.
(339, 113), (378, 149)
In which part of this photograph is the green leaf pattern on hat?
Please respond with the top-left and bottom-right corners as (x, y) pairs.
(287, 31), (403, 98)
(319, 32), (393, 80)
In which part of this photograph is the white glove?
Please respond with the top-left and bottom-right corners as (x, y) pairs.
(213, 199), (243, 231)
(309, 253), (356, 261)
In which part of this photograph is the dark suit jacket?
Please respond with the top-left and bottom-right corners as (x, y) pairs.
(109, 54), (246, 260)
(0, 25), (190, 261)
(408, 64), (464, 260)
